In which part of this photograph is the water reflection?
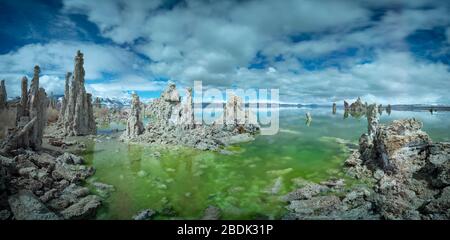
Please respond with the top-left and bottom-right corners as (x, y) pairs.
(87, 106), (450, 220)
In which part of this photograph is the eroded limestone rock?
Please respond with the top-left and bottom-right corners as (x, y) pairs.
(1, 66), (48, 152)
(133, 83), (259, 151)
(0, 79), (7, 110)
(59, 72), (71, 121)
(61, 51), (96, 136)
(8, 190), (61, 220)
(180, 87), (194, 129)
(124, 93), (144, 138)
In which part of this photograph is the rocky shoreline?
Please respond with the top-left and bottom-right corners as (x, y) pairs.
(0, 51), (106, 220)
(0, 149), (111, 220)
(283, 112), (450, 220)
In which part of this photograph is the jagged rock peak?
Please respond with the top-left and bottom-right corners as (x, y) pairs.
(59, 72), (72, 120)
(61, 51), (96, 136)
(366, 104), (378, 138)
(0, 79), (7, 110)
(16, 77), (28, 119)
(180, 87), (195, 129)
(225, 94), (245, 126)
(1, 66), (48, 152)
(162, 83), (180, 102)
(125, 93), (144, 138)
(30, 66), (40, 97)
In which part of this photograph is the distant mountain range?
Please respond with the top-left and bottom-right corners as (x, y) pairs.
(39, 95), (450, 111)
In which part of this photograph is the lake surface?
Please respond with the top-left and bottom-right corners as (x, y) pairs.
(82, 108), (450, 219)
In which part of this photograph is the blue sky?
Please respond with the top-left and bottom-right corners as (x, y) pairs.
(1, 0), (450, 104)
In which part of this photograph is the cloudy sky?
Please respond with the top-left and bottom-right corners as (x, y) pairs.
(1, 0), (450, 104)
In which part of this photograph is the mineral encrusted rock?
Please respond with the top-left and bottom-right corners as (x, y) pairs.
(0, 79), (7, 110)
(224, 94), (245, 126)
(162, 83), (181, 102)
(378, 104), (383, 115)
(344, 101), (349, 110)
(180, 87), (194, 129)
(386, 104), (392, 115)
(59, 72), (71, 120)
(61, 51), (96, 136)
(8, 190), (61, 220)
(133, 209), (156, 220)
(1, 66), (48, 152)
(124, 93), (144, 138)
(350, 97), (366, 112)
(305, 112), (312, 126)
(0, 150), (102, 220)
(293, 101), (448, 220)
(284, 116), (450, 220)
(131, 83), (259, 151)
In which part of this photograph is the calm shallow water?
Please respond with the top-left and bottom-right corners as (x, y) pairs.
(82, 108), (450, 219)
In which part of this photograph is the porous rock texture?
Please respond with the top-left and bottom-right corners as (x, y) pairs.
(1, 66), (49, 152)
(0, 151), (102, 220)
(124, 93), (144, 138)
(124, 83), (259, 151)
(284, 111), (450, 220)
(0, 79), (6, 110)
(60, 51), (96, 136)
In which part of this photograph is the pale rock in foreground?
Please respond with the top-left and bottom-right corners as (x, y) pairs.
(8, 190), (61, 220)
(284, 112), (450, 220)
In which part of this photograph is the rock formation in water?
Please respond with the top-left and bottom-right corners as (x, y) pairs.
(130, 83), (259, 151)
(386, 104), (392, 115)
(16, 77), (28, 121)
(60, 51), (96, 136)
(350, 97), (366, 112)
(0, 80), (7, 110)
(224, 94), (245, 127)
(162, 82), (181, 102)
(332, 103), (337, 114)
(284, 116), (450, 220)
(305, 112), (312, 126)
(344, 101), (349, 111)
(124, 93), (144, 138)
(377, 104), (383, 115)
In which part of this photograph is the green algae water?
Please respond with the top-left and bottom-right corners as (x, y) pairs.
(82, 108), (450, 219)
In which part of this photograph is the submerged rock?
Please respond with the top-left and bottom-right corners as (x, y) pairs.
(129, 83), (259, 151)
(284, 116), (450, 220)
(133, 209), (156, 220)
(60, 195), (101, 220)
(202, 206), (221, 220)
